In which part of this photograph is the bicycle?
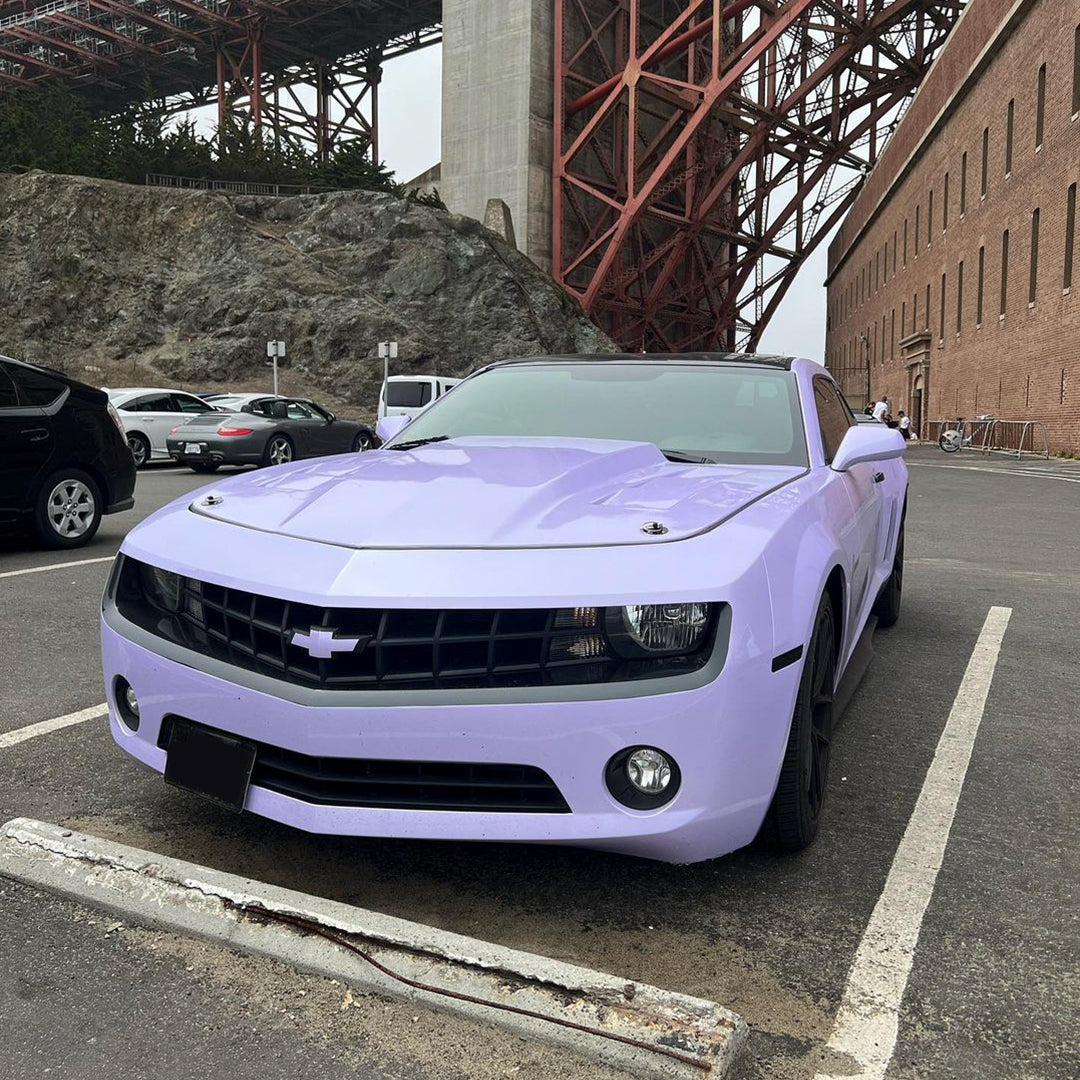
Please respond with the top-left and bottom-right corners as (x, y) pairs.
(938, 415), (995, 453)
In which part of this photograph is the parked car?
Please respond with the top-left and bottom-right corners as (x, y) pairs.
(165, 396), (378, 473)
(1, 356), (135, 548)
(106, 388), (224, 468)
(378, 375), (460, 420)
(102, 354), (906, 863)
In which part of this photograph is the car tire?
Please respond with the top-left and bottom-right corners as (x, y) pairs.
(262, 435), (294, 467)
(873, 521), (905, 629)
(127, 432), (151, 469)
(33, 469), (103, 549)
(763, 591), (836, 853)
(190, 462), (220, 474)
(352, 432), (374, 452)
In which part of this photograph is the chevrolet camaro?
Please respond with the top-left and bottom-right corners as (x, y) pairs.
(102, 355), (907, 863)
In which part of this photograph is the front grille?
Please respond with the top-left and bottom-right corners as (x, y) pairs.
(114, 557), (717, 691)
(157, 716), (570, 813)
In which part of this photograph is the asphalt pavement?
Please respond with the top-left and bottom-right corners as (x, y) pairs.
(1, 448), (1078, 1080)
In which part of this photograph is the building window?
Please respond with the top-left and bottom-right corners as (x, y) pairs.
(1029, 207), (1040, 303)
(915, 205), (921, 252)
(981, 127), (989, 196)
(1001, 229), (1010, 316)
(926, 283), (931, 329)
(960, 152), (967, 215)
(1036, 64), (1046, 149)
(928, 189), (934, 244)
(956, 261), (964, 334)
(903, 218), (908, 264)
(939, 273), (947, 340)
(977, 245), (985, 325)
(1065, 183), (1077, 291)
(1073, 24), (1080, 115)
(944, 173), (950, 229)
(893, 230), (898, 274)
(891, 308), (896, 360)
(1005, 99), (1015, 176)
(902, 300), (907, 335)
(913, 291), (919, 331)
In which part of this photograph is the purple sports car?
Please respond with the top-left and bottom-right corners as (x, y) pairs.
(102, 355), (907, 863)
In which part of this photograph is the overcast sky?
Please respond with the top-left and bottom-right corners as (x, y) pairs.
(378, 49), (829, 359)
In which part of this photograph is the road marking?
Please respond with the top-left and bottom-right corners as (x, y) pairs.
(814, 606), (1012, 1080)
(909, 462), (1080, 483)
(0, 704), (108, 750)
(0, 556), (114, 580)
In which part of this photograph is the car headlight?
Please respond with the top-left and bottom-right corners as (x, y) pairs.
(606, 603), (711, 657)
(139, 564), (183, 612)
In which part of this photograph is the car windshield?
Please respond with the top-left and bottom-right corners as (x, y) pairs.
(388, 362), (808, 466)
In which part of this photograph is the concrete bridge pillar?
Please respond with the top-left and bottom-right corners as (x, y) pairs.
(440, 0), (554, 272)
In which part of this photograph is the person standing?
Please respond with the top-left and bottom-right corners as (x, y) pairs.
(898, 410), (912, 440)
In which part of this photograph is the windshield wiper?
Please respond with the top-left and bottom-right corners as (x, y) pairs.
(387, 435), (451, 451)
(661, 449), (713, 464)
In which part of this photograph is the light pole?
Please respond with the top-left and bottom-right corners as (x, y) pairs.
(377, 340), (398, 400)
(266, 340), (286, 396)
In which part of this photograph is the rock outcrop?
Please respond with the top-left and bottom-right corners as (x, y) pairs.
(0, 171), (613, 411)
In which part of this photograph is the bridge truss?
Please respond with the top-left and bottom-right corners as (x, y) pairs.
(0, 1), (441, 158)
(554, 0), (965, 351)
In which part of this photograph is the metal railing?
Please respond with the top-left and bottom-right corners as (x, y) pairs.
(928, 417), (1051, 459)
(144, 173), (330, 197)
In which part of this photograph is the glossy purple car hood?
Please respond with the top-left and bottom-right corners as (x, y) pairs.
(191, 437), (804, 549)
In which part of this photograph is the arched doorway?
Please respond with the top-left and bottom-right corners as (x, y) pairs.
(912, 373), (924, 438)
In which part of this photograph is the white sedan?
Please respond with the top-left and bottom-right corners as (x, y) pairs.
(106, 388), (223, 468)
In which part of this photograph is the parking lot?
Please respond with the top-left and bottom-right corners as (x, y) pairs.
(2, 448), (1079, 1080)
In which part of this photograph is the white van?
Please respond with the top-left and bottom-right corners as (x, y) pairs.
(378, 375), (460, 419)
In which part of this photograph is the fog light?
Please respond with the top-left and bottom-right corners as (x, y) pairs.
(115, 676), (140, 732)
(627, 748), (671, 794)
(605, 746), (681, 810)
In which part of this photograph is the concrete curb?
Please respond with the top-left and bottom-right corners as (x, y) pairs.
(0, 818), (747, 1078)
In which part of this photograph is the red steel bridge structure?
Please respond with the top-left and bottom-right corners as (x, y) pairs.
(0, 0), (965, 351)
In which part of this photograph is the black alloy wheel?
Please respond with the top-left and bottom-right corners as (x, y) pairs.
(764, 592), (837, 852)
(873, 522), (905, 628)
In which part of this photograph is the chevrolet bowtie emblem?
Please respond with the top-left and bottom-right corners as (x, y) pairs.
(290, 627), (368, 659)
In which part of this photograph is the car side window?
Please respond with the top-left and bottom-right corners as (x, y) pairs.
(173, 394), (214, 414)
(126, 394), (172, 412)
(0, 364), (19, 409)
(813, 377), (853, 463)
(9, 365), (65, 407)
(285, 400), (315, 419)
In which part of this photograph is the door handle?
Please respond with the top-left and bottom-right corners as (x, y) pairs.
(20, 427), (49, 442)
(873, 471), (886, 484)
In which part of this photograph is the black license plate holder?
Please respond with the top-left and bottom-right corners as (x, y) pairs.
(164, 719), (256, 812)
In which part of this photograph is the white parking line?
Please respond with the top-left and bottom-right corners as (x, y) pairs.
(0, 556), (114, 580)
(909, 462), (1080, 483)
(814, 605), (1012, 1080)
(0, 704), (108, 750)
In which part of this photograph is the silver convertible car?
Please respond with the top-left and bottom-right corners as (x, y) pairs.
(166, 395), (378, 473)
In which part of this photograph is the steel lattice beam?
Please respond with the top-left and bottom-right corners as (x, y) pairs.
(554, 0), (965, 352)
(0, 0), (441, 161)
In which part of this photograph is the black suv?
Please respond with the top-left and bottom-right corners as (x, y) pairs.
(0, 356), (136, 548)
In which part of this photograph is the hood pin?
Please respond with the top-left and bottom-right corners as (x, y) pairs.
(201, 495), (224, 507)
(641, 521), (669, 536)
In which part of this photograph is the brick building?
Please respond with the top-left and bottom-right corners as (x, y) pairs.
(824, 0), (1080, 451)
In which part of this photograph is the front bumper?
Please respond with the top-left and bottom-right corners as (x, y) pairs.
(102, 605), (800, 863)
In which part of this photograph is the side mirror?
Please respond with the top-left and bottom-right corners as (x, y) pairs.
(376, 414), (411, 443)
(831, 424), (906, 472)
(326, 412), (336, 422)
